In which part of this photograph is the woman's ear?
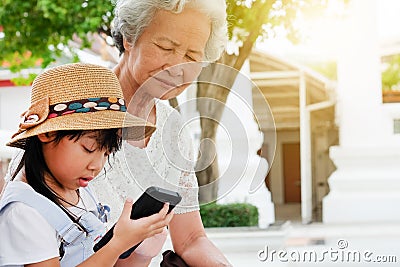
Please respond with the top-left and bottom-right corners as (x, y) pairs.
(37, 132), (56, 143)
(123, 39), (131, 52)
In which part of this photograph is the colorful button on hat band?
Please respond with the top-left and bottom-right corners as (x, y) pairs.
(48, 97), (127, 119)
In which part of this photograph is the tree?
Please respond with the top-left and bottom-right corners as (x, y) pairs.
(0, 0), (114, 73)
(382, 54), (400, 91)
(0, 0), (329, 203)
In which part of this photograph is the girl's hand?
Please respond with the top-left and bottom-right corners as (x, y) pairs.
(109, 198), (174, 253)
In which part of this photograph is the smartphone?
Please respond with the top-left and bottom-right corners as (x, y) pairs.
(93, 186), (182, 259)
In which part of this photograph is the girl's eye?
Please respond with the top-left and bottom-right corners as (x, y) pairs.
(83, 146), (95, 153)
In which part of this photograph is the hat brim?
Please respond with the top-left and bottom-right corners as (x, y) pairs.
(7, 110), (156, 149)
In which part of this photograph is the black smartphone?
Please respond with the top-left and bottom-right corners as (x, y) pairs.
(93, 186), (181, 259)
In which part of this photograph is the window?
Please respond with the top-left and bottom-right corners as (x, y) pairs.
(393, 119), (400, 134)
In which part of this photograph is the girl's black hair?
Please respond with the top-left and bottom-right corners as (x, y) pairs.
(11, 129), (121, 225)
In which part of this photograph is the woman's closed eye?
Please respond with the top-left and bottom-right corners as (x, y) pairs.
(185, 54), (198, 62)
(156, 44), (173, 51)
(156, 43), (201, 62)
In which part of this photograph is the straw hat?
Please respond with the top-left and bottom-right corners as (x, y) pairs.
(8, 63), (155, 149)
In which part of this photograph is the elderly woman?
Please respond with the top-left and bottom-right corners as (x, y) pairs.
(92, 0), (231, 266)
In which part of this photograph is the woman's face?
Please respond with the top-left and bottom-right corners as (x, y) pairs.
(124, 8), (211, 100)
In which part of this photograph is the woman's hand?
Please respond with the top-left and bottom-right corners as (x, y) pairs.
(114, 228), (168, 267)
(109, 198), (174, 254)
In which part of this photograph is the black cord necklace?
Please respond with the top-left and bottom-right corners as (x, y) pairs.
(57, 189), (87, 213)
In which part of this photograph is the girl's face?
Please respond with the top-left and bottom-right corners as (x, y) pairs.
(123, 7), (211, 101)
(39, 132), (110, 192)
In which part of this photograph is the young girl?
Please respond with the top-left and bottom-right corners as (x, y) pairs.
(0, 63), (173, 266)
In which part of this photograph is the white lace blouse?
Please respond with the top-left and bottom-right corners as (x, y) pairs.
(91, 101), (199, 222)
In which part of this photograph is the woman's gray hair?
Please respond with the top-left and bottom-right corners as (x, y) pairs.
(111, 0), (228, 62)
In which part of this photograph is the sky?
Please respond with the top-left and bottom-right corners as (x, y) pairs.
(257, 0), (400, 61)
(377, 0), (400, 40)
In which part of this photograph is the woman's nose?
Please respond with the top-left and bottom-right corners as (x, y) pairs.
(165, 64), (184, 77)
(163, 52), (186, 76)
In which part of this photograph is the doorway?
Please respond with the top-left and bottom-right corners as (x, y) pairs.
(283, 143), (301, 203)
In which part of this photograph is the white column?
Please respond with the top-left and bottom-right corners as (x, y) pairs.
(299, 72), (312, 224)
(323, 0), (400, 223)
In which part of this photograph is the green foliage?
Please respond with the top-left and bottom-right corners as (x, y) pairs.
(226, 0), (328, 46)
(382, 55), (400, 91)
(200, 202), (258, 227)
(0, 0), (329, 72)
(11, 73), (37, 86)
(308, 61), (337, 80)
(0, 0), (114, 70)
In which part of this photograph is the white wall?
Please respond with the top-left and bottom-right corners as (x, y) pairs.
(323, 0), (400, 223)
(0, 86), (31, 158)
(0, 86), (31, 131)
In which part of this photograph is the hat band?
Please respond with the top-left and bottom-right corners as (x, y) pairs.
(11, 96), (128, 140)
(48, 97), (126, 118)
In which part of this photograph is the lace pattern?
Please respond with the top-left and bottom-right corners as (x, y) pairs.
(92, 101), (199, 222)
